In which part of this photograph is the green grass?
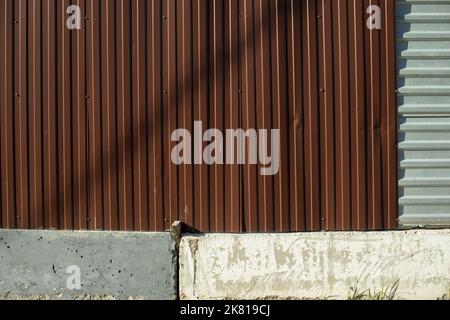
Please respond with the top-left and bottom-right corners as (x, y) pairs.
(437, 289), (450, 300)
(347, 280), (400, 300)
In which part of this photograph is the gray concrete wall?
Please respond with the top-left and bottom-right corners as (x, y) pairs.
(0, 230), (177, 300)
(3, 229), (450, 300)
(179, 230), (450, 300)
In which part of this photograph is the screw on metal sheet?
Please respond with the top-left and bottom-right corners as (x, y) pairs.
(163, 90), (168, 95)
(162, 15), (167, 20)
(15, 93), (20, 98)
(317, 15), (322, 19)
(14, 20), (19, 24)
(320, 88), (325, 93)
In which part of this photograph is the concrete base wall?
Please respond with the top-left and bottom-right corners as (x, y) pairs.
(180, 230), (450, 300)
(0, 230), (177, 300)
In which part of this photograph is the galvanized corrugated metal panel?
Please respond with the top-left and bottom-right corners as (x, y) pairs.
(0, 0), (397, 232)
(397, 0), (450, 227)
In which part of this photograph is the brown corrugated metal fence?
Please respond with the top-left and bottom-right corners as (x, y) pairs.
(0, 0), (397, 232)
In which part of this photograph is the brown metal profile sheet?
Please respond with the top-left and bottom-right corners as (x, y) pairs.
(332, 0), (351, 230)
(29, 0), (44, 229)
(177, 0), (194, 230)
(147, 0), (165, 232)
(302, 0), (322, 231)
(1, 0), (16, 229)
(0, 0), (397, 232)
(381, 0), (397, 230)
(223, 0), (242, 233)
(57, 0), (73, 230)
(208, 0), (225, 232)
(255, 0), (276, 232)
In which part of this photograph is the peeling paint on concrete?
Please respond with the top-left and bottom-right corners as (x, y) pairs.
(179, 230), (450, 300)
(0, 230), (177, 300)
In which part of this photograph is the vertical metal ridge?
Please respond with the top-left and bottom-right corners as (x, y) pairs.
(101, 0), (119, 230)
(366, 0), (383, 230)
(286, 0), (306, 232)
(350, 0), (368, 230)
(131, 0), (149, 231)
(147, 0), (164, 231)
(14, 0), (29, 229)
(116, 0), (134, 230)
(303, 0), (321, 231)
(255, 0), (275, 232)
(333, 0), (351, 230)
(384, 0), (397, 229)
(193, 0), (209, 231)
(162, 0), (179, 230)
(270, 0), (290, 232)
(208, 0), (225, 232)
(57, 0), (72, 229)
(240, 0), (259, 232)
(224, 0), (241, 232)
(28, 0), (43, 229)
(71, 0), (86, 230)
(1, 0), (16, 228)
(88, 0), (102, 231)
(318, 0), (336, 230)
(42, 0), (58, 229)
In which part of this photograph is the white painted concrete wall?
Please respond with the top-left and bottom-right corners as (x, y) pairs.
(180, 230), (450, 300)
